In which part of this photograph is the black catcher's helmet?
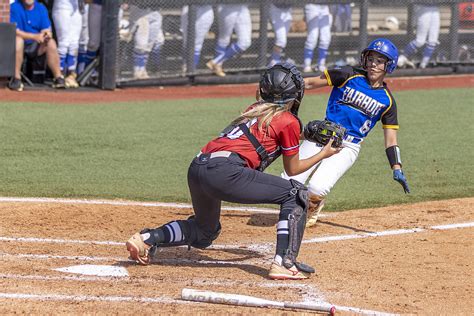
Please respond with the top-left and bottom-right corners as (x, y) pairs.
(259, 62), (305, 116)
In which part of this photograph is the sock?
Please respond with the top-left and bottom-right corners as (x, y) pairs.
(422, 43), (436, 61)
(84, 50), (98, 68)
(212, 44), (226, 63)
(275, 219), (289, 258)
(77, 46), (87, 74)
(318, 47), (328, 65)
(194, 50), (201, 68)
(214, 42), (243, 64)
(273, 254), (283, 265)
(59, 54), (66, 73)
(303, 48), (313, 67)
(404, 40), (418, 57)
(149, 45), (161, 68)
(133, 51), (148, 68)
(141, 221), (185, 246)
(66, 54), (77, 74)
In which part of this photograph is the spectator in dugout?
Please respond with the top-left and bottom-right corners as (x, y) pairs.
(9, 0), (66, 91)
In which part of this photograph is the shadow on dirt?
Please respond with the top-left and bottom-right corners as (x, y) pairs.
(316, 220), (375, 233)
(115, 246), (270, 278)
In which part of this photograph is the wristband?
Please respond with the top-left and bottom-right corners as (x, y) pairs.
(386, 145), (402, 168)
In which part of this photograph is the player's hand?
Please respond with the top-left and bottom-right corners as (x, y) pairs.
(34, 33), (44, 44)
(393, 169), (410, 194)
(320, 138), (342, 159)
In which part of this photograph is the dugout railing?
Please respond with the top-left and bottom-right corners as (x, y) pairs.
(99, 0), (474, 90)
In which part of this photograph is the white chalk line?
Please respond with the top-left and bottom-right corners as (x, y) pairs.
(0, 252), (267, 267)
(1, 221), (472, 250)
(0, 274), (329, 310)
(0, 196), (280, 214)
(1, 222), (472, 315)
(0, 291), (396, 316)
(303, 222), (474, 244)
(0, 196), (334, 217)
(0, 273), (316, 293)
(0, 273), (128, 282)
(334, 305), (398, 316)
(0, 292), (186, 305)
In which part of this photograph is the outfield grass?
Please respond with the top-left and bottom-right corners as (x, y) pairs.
(0, 87), (472, 211)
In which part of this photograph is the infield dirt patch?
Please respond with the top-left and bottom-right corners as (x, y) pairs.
(0, 197), (473, 314)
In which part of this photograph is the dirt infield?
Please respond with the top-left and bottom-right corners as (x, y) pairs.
(0, 74), (473, 104)
(0, 197), (473, 314)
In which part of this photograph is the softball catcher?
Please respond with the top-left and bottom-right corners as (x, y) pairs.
(126, 63), (341, 280)
(283, 38), (410, 227)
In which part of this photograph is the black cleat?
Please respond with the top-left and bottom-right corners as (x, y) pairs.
(8, 77), (24, 92)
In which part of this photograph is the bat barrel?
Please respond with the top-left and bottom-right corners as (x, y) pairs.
(181, 288), (335, 315)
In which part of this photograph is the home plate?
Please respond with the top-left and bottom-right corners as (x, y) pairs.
(54, 265), (129, 277)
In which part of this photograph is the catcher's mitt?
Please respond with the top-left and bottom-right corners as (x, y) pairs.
(304, 120), (346, 148)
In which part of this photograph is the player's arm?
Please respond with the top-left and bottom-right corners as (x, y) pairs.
(304, 73), (329, 90)
(384, 128), (400, 169)
(15, 29), (44, 43)
(381, 93), (410, 193)
(305, 66), (354, 90)
(283, 139), (340, 176)
(384, 128), (410, 194)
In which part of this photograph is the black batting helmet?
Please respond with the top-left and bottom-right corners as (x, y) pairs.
(259, 62), (305, 116)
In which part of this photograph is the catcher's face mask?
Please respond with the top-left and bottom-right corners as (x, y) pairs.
(259, 62), (304, 113)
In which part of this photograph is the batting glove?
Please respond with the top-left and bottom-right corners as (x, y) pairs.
(393, 169), (410, 194)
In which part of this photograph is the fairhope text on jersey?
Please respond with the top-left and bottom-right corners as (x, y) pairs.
(341, 86), (387, 117)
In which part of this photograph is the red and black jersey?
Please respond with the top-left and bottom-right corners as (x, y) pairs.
(202, 105), (301, 169)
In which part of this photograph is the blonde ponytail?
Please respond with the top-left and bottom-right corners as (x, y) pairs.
(231, 101), (294, 132)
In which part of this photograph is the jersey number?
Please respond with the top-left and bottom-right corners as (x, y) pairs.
(225, 118), (257, 139)
(359, 120), (371, 134)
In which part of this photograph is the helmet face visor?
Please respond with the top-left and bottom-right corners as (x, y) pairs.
(360, 38), (399, 73)
(363, 50), (390, 72)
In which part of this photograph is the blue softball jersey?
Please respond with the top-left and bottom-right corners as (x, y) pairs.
(323, 66), (399, 140)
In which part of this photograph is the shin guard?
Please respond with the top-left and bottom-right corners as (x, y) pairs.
(282, 180), (314, 273)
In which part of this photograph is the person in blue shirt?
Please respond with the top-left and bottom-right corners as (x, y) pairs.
(9, 0), (65, 91)
(282, 38), (410, 227)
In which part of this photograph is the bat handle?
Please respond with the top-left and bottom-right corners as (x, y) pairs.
(284, 302), (336, 315)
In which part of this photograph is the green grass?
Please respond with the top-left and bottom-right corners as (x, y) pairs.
(0, 87), (472, 211)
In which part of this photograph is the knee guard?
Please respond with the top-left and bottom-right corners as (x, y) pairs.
(283, 180), (312, 271)
(181, 215), (221, 249)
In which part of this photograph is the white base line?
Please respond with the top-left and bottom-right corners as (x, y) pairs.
(2, 222), (472, 248)
(0, 273), (318, 294)
(0, 292), (186, 305)
(0, 290), (396, 315)
(303, 222), (474, 244)
(0, 196), (279, 214)
(0, 252), (267, 266)
(334, 305), (399, 316)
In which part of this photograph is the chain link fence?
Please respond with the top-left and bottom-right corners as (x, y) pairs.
(111, 1), (474, 86)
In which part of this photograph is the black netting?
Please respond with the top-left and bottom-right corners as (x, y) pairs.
(112, 1), (474, 84)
